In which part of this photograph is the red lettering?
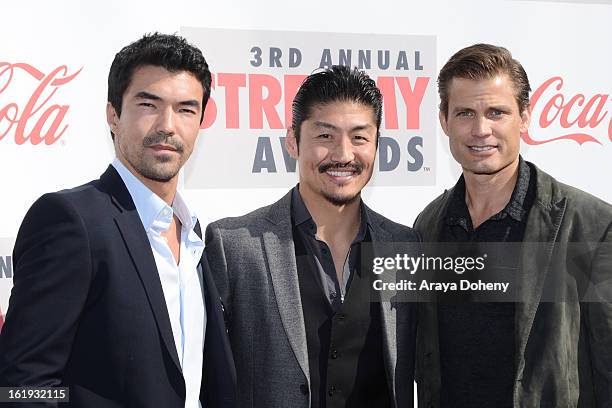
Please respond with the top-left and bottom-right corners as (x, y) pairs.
(0, 103), (18, 140)
(396, 76), (429, 129)
(283, 75), (307, 129)
(578, 94), (608, 128)
(524, 76), (606, 145)
(218, 73), (246, 128)
(0, 63), (81, 145)
(377, 77), (398, 130)
(249, 74), (283, 129)
(559, 94), (585, 128)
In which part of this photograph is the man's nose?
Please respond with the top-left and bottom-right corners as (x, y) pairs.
(155, 107), (176, 136)
(330, 135), (355, 163)
(472, 115), (492, 138)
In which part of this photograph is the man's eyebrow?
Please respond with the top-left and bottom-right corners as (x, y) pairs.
(178, 99), (201, 108)
(350, 124), (374, 132)
(135, 91), (161, 100)
(312, 121), (374, 132)
(451, 106), (474, 113)
(134, 91), (200, 108)
(313, 121), (338, 130)
(488, 104), (513, 111)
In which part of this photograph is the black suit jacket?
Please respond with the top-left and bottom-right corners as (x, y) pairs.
(0, 166), (236, 407)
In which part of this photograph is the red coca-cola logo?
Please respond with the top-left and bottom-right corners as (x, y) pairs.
(0, 62), (82, 145)
(523, 76), (611, 145)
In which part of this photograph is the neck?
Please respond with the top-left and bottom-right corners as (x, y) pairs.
(118, 156), (177, 206)
(298, 185), (361, 243)
(463, 158), (520, 228)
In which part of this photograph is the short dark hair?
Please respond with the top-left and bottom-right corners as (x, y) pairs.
(107, 33), (211, 138)
(438, 43), (531, 118)
(291, 65), (382, 144)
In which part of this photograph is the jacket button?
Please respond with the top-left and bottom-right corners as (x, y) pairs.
(328, 386), (336, 396)
(331, 349), (338, 359)
(425, 351), (432, 358)
(300, 384), (308, 395)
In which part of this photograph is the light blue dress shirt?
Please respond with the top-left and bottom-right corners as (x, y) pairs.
(112, 158), (206, 408)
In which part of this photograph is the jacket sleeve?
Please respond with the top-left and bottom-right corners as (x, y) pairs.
(204, 222), (232, 327)
(0, 193), (92, 406)
(586, 222), (612, 407)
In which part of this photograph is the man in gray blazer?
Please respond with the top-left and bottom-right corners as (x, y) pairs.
(414, 44), (612, 407)
(205, 65), (420, 408)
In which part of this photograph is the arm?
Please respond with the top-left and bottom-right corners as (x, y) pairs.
(586, 222), (612, 407)
(0, 193), (92, 404)
(204, 222), (232, 328)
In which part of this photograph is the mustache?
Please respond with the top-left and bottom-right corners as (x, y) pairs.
(318, 161), (363, 174)
(142, 133), (184, 153)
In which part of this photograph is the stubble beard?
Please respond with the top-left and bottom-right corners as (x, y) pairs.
(120, 133), (187, 183)
(321, 189), (361, 207)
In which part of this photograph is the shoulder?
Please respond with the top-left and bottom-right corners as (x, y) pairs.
(531, 164), (612, 242)
(365, 206), (421, 242)
(414, 189), (452, 230)
(205, 191), (292, 245)
(22, 179), (104, 222)
(18, 173), (121, 242)
(205, 202), (280, 247)
(208, 203), (275, 232)
(533, 164), (612, 221)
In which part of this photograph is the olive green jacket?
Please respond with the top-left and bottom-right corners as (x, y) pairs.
(414, 162), (612, 408)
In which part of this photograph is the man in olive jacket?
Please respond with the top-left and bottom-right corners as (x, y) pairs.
(414, 44), (612, 407)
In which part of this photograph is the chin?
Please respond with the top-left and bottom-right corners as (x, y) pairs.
(322, 190), (360, 207)
(465, 160), (511, 176)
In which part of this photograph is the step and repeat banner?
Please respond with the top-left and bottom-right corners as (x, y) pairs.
(1, 0), (611, 344)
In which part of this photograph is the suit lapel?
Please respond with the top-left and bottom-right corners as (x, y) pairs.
(262, 192), (310, 381)
(367, 210), (398, 399)
(515, 196), (566, 375)
(101, 166), (183, 374)
(194, 222), (205, 308)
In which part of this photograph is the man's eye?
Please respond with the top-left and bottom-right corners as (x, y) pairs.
(180, 108), (197, 115)
(354, 135), (368, 141)
(456, 111), (473, 118)
(490, 109), (505, 117)
(138, 102), (155, 108)
(318, 134), (331, 139)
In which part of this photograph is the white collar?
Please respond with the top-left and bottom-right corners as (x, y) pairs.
(111, 158), (198, 232)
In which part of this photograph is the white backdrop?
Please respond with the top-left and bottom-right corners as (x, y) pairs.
(1, 0), (611, 398)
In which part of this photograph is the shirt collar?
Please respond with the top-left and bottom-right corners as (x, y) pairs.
(112, 158), (197, 233)
(290, 185), (370, 242)
(446, 156), (532, 226)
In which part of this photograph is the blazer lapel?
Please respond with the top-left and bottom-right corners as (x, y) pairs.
(262, 192), (310, 382)
(101, 166), (183, 374)
(367, 210), (398, 399)
(515, 171), (566, 379)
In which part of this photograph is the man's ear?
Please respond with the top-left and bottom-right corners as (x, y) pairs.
(286, 128), (299, 160)
(519, 106), (531, 134)
(439, 110), (450, 137)
(106, 102), (119, 137)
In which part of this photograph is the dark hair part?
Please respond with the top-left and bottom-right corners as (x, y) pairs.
(438, 43), (531, 118)
(291, 65), (382, 144)
(107, 32), (211, 138)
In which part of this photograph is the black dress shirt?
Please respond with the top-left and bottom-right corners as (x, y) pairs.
(438, 157), (537, 408)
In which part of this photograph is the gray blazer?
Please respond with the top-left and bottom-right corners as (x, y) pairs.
(205, 190), (420, 408)
(414, 162), (612, 408)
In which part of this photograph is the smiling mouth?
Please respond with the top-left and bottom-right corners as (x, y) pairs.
(469, 145), (496, 152)
(326, 170), (355, 177)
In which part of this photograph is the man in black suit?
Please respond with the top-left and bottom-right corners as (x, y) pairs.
(0, 33), (235, 408)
